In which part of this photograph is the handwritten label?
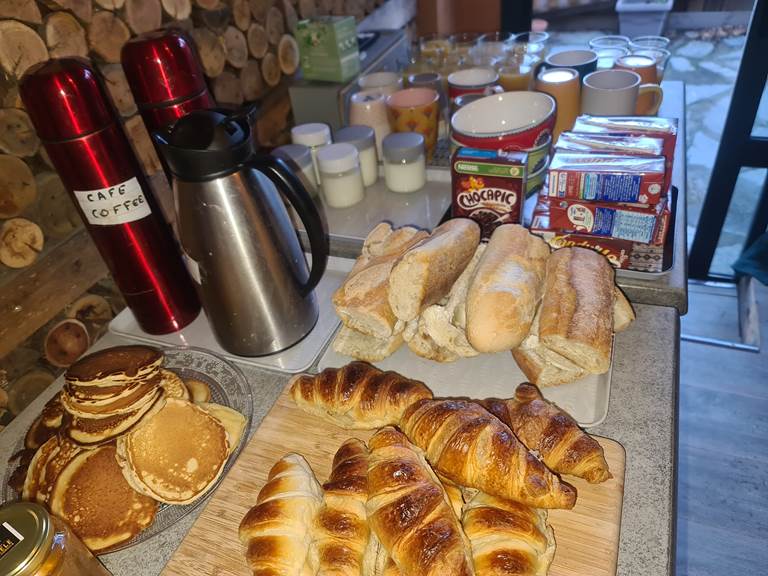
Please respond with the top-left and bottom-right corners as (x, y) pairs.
(73, 178), (151, 226)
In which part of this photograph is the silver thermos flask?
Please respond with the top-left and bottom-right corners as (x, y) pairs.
(154, 109), (329, 356)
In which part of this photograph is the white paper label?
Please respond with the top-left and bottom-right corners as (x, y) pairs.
(73, 177), (152, 226)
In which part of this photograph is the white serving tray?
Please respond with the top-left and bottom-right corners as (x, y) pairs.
(318, 334), (613, 428)
(109, 256), (354, 374)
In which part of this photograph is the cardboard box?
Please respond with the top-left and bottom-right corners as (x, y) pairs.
(547, 151), (666, 205)
(451, 148), (528, 240)
(556, 132), (665, 157)
(296, 17), (360, 83)
(531, 193), (670, 245)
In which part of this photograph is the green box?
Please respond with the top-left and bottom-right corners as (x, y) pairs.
(296, 17), (360, 83)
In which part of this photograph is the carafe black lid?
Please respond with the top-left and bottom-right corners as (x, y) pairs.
(153, 109), (254, 181)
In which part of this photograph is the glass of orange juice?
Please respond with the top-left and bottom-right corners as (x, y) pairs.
(419, 34), (453, 62)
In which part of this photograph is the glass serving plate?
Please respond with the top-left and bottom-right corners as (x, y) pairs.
(2, 346), (254, 554)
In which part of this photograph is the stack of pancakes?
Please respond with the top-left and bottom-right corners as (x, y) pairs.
(13, 345), (246, 554)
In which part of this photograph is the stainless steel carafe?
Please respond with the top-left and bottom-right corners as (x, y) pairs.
(154, 109), (328, 356)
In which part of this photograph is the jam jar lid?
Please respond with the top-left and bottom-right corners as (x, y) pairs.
(0, 502), (53, 576)
(382, 132), (425, 164)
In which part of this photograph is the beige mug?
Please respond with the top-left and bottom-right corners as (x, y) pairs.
(581, 69), (661, 116)
(349, 89), (391, 155)
(535, 67), (580, 143)
(614, 55), (664, 115)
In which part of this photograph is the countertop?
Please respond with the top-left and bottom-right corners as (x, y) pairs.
(0, 302), (679, 576)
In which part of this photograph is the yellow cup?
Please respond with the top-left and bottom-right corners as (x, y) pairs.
(535, 67), (580, 143)
(387, 87), (440, 161)
(615, 54), (663, 115)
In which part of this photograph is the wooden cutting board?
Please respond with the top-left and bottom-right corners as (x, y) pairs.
(163, 388), (625, 576)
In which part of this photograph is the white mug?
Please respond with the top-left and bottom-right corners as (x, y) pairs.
(581, 69), (643, 116)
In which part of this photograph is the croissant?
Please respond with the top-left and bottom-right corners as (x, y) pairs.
(289, 362), (433, 429)
(462, 491), (556, 576)
(366, 427), (475, 576)
(310, 438), (373, 576)
(480, 383), (611, 483)
(239, 453), (323, 576)
(399, 399), (576, 509)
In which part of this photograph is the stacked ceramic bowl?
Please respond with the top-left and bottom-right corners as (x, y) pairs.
(450, 91), (556, 197)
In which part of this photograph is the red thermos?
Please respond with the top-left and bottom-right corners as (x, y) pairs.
(20, 58), (201, 335)
(121, 30), (215, 134)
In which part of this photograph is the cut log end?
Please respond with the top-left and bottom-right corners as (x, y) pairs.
(190, 28), (227, 77)
(223, 26), (248, 68)
(0, 21), (49, 78)
(124, 116), (163, 175)
(0, 109), (40, 157)
(87, 11), (131, 63)
(246, 22), (267, 58)
(261, 51), (281, 87)
(212, 71), (244, 106)
(124, 0), (163, 34)
(45, 12), (88, 59)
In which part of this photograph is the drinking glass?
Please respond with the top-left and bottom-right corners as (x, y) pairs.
(595, 46), (630, 70)
(589, 35), (630, 50)
(450, 32), (481, 56)
(630, 35), (670, 49)
(477, 31), (514, 61)
(631, 47), (671, 80)
(419, 34), (453, 61)
(514, 31), (550, 59)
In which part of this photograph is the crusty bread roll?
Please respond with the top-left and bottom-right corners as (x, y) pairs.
(332, 325), (403, 362)
(466, 224), (550, 353)
(333, 223), (429, 339)
(613, 287), (635, 332)
(539, 247), (615, 374)
(403, 318), (458, 363)
(388, 219), (480, 323)
(512, 310), (588, 387)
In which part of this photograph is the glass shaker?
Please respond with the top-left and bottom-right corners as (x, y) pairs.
(334, 126), (378, 187)
(290, 122), (332, 184)
(0, 502), (111, 575)
(317, 143), (365, 208)
(382, 132), (427, 193)
(273, 143), (318, 196)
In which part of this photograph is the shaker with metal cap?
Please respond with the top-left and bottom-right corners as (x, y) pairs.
(0, 502), (111, 575)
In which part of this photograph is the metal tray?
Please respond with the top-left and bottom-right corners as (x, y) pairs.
(109, 256), (354, 374)
(318, 332), (614, 428)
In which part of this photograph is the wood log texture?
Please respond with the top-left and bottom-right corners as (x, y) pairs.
(248, 0), (272, 21)
(124, 0), (162, 34)
(124, 115), (162, 175)
(0, 21), (49, 78)
(40, 0), (92, 22)
(277, 33), (298, 75)
(0, 155), (36, 219)
(297, 0), (314, 18)
(190, 27), (226, 77)
(265, 5), (283, 44)
(193, 2), (231, 35)
(212, 70), (243, 105)
(36, 172), (82, 240)
(223, 25), (248, 68)
(230, 0), (250, 30)
(94, 0), (126, 9)
(0, 0), (42, 24)
(88, 11), (131, 63)
(246, 22), (267, 58)
(0, 109), (39, 157)
(161, 0), (192, 20)
(44, 11), (89, 59)
(101, 64), (137, 117)
(260, 50), (280, 86)
(239, 58), (264, 101)
(281, 0), (297, 32)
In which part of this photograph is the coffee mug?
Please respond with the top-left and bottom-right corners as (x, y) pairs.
(447, 67), (499, 101)
(614, 55), (663, 114)
(358, 71), (402, 95)
(536, 67), (580, 143)
(387, 87), (440, 160)
(544, 49), (598, 79)
(582, 69), (655, 116)
(349, 90), (391, 155)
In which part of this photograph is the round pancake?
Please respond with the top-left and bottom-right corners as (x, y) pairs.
(183, 378), (211, 404)
(159, 370), (189, 400)
(22, 435), (59, 502)
(25, 394), (64, 450)
(61, 380), (160, 418)
(37, 437), (82, 504)
(199, 403), (246, 453)
(118, 398), (229, 505)
(65, 393), (164, 446)
(66, 346), (163, 385)
(50, 444), (158, 553)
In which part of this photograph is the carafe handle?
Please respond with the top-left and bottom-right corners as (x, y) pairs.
(246, 155), (329, 295)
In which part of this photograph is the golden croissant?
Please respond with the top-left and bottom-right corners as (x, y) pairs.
(480, 383), (611, 483)
(289, 362), (433, 429)
(399, 399), (576, 509)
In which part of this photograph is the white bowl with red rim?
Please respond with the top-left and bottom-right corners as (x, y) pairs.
(451, 91), (557, 150)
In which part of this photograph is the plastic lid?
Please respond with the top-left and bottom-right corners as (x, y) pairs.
(334, 125), (375, 152)
(0, 502), (53, 576)
(382, 132), (425, 163)
(19, 58), (115, 141)
(273, 144), (313, 169)
(317, 143), (359, 173)
(291, 123), (332, 147)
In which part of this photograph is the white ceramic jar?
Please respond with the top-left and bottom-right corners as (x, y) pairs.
(316, 143), (365, 208)
(290, 123), (332, 184)
(272, 143), (318, 196)
(382, 132), (427, 193)
(334, 125), (378, 187)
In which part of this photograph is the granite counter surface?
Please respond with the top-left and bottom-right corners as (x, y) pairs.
(0, 303), (678, 576)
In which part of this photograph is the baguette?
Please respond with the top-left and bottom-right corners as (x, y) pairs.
(366, 427), (475, 576)
(539, 247), (615, 374)
(289, 362), (433, 429)
(333, 223), (429, 339)
(403, 317), (458, 363)
(388, 219), (480, 322)
(613, 287), (635, 332)
(238, 453), (323, 575)
(332, 325), (403, 362)
(466, 225), (550, 353)
(400, 399), (577, 509)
